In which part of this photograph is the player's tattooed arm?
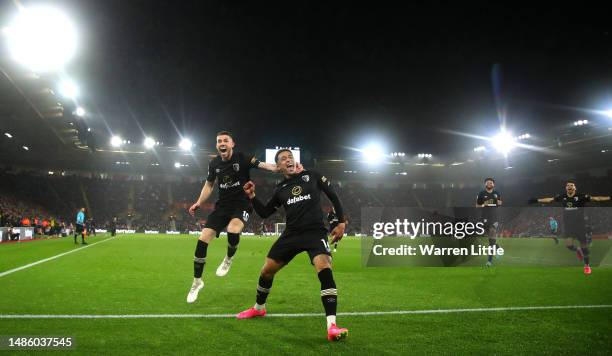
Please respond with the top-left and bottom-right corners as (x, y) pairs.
(189, 180), (215, 216)
(243, 181), (279, 218)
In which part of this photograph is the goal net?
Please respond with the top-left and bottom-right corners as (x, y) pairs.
(275, 223), (286, 236)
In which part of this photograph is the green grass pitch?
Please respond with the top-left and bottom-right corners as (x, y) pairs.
(1, 234), (611, 355)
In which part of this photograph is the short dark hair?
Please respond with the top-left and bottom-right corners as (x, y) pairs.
(484, 177), (495, 183)
(566, 180), (576, 185)
(274, 149), (292, 163)
(216, 131), (233, 139)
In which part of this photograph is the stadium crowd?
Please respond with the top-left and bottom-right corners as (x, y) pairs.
(1, 169), (610, 237)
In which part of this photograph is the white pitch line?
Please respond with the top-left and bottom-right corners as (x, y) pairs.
(1, 304), (610, 319)
(0, 237), (117, 278)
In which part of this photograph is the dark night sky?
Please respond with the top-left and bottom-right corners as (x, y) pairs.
(28, 1), (612, 157)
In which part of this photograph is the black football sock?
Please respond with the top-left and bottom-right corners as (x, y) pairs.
(74, 234), (77, 243)
(193, 240), (208, 278)
(566, 245), (577, 252)
(318, 268), (337, 317)
(582, 247), (590, 266)
(256, 275), (273, 306)
(227, 233), (240, 258)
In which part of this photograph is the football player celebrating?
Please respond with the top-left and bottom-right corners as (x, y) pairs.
(236, 149), (349, 342)
(529, 180), (610, 274)
(476, 178), (502, 266)
(186, 132), (301, 303)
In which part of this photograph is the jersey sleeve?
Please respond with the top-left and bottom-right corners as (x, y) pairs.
(206, 160), (216, 183)
(314, 171), (346, 223)
(244, 153), (261, 169)
(251, 190), (281, 218)
(553, 195), (562, 202)
(582, 194), (591, 203)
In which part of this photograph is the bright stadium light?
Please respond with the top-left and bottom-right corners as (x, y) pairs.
(4, 132), (13, 138)
(4, 6), (78, 72)
(75, 107), (85, 117)
(110, 135), (123, 147)
(174, 162), (181, 169)
(361, 143), (386, 163)
(604, 110), (612, 119)
(492, 130), (516, 155)
(179, 138), (193, 151)
(22, 145), (29, 151)
(573, 119), (589, 126)
(473, 146), (486, 152)
(59, 79), (79, 99)
(143, 137), (156, 149)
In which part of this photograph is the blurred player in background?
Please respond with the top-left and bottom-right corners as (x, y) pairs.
(74, 207), (86, 245)
(186, 131), (301, 303)
(327, 209), (340, 252)
(236, 149), (349, 342)
(549, 216), (559, 244)
(529, 180), (610, 275)
(476, 178), (502, 267)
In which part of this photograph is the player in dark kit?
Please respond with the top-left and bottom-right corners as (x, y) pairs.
(236, 149), (349, 342)
(186, 131), (300, 303)
(529, 180), (610, 275)
(327, 209), (340, 252)
(476, 178), (502, 266)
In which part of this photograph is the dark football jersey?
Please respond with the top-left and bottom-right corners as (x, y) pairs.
(477, 189), (501, 222)
(554, 193), (590, 226)
(252, 170), (345, 233)
(206, 152), (259, 205)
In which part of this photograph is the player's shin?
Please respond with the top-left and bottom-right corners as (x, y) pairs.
(227, 232), (240, 258)
(194, 240), (208, 279)
(318, 268), (338, 328)
(255, 275), (273, 310)
(582, 247), (590, 266)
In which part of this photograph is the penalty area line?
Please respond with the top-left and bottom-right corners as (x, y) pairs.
(0, 237), (117, 278)
(1, 304), (611, 319)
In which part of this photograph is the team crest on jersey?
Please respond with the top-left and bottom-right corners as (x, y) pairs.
(215, 168), (220, 173)
(223, 176), (231, 184)
(233, 163), (240, 172)
(302, 175), (310, 182)
(292, 186), (303, 196)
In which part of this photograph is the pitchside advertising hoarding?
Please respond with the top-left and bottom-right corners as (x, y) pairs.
(265, 147), (300, 164)
(361, 207), (612, 267)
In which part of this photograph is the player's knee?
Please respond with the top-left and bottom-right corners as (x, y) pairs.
(313, 255), (332, 272)
(227, 219), (244, 234)
(199, 229), (215, 243)
(260, 267), (276, 280)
